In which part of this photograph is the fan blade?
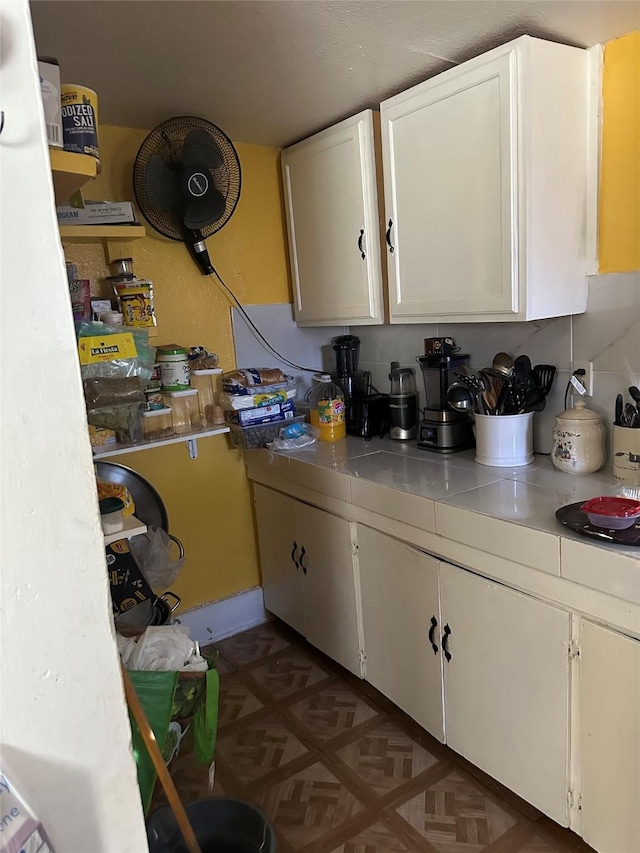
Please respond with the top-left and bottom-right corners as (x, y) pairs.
(183, 188), (226, 231)
(144, 153), (184, 214)
(181, 128), (224, 172)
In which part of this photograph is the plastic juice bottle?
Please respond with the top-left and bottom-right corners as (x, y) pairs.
(308, 374), (346, 442)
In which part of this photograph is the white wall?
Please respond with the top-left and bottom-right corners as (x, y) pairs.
(0, 2), (148, 849)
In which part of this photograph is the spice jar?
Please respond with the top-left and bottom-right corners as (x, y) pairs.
(141, 408), (174, 440)
(191, 368), (222, 424)
(552, 400), (606, 474)
(162, 389), (200, 433)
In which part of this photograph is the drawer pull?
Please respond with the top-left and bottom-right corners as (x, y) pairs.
(385, 219), (395, 253)
(358, 228), (366, 260)
(291, 541), (299, 570)
(442, 623), (452, 662)
(428, 615), (439, 654)
(299, 546), (307, 575)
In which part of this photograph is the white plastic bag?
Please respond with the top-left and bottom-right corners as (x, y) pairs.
(129, 526), (184, 591)
(125, 625), (208, 672)
(267, 420), (319, 451)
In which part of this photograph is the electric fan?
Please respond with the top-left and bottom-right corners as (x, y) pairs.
(133, 116), (241, 275)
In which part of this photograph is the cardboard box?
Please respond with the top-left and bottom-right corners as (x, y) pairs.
(225, 399), (295, 426)
(38, 57), (63, 148)
(56, 201), (137, 225)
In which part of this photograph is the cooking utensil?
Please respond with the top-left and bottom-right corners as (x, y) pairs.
(615, 393), (624, 426)
(520, 387), (546, 413)
(624, 403), (637, 428)
(513, 354), (532, 386)
(491, 352), (514, 378)
(531, 364), (556, 395)
(447, 382), (477, 413)
(629, 386), (640, 424)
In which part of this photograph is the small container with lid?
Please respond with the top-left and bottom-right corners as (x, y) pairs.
(308, 374), (346, 442)
(158, 345), (190, 391)
(191, 368), (222, 424)
(99, 497), (125, 535)
(552, 400), (606, 474)
(163, 389), (200, 432)
(141, 408), (174, 440)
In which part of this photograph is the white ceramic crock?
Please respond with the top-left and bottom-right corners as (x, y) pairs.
(552, 400), (605, 474)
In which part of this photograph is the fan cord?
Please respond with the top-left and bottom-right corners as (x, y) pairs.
(207, 266), (321, 373)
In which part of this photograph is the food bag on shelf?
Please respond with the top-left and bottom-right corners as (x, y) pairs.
(78, 321), (156, 440)
(222, 367), (288, 395)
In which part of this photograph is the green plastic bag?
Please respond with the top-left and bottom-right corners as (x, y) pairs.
(193, 667), (219, 765)
(128, 670), (178, 814)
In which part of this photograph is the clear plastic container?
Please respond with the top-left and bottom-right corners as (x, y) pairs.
(162, 389), (200, 433)
(141, 408), (175, 440)
(191, 368), (222, 424)
(308, 374), (346, 442)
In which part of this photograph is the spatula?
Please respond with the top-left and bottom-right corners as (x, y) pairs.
(532, 364), (556, 396)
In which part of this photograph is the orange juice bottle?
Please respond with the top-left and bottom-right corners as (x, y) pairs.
(308, 374), (346, 442)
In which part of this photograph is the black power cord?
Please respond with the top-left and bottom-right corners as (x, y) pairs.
(564, 368), (587, 411)
(207, 265), (321, 373)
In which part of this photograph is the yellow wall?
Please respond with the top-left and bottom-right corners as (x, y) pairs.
(66, 124), (291, 610)
(599, 30), (640, 273)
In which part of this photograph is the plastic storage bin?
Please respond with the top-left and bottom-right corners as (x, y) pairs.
(140, 408), (175, 440)
(162, 389), (200, 433)
(191, 368), (222, 425)
(229, 414), (305, 450)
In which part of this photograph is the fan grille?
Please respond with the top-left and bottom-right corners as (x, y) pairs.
(133, 115), (241, 240)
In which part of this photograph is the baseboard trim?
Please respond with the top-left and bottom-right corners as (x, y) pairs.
(176, 587), (268, 645)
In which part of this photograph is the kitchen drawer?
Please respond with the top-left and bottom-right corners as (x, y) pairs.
(435, 503), (561, 575)
(351, 478), (436, 533)
(561, 538), (640, 605)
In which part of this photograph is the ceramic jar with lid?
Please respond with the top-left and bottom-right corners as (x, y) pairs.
(552, 400), (606, 474)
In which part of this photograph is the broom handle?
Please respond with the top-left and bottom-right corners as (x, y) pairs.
(121, 664), (202, 853)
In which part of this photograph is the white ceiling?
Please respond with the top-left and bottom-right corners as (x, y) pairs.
(30, 1), (639, 148)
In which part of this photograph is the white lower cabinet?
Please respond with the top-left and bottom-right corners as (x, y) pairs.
(439, 562), (571, 826)
(357, 525), (571, 825)
(579, 621), (640, 853)
(358, 525), (444, 739)
(254, 485), (362, 676)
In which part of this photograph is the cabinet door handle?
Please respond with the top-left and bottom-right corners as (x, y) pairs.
(358, 228), (366, 260)
(299, 546), (307, 575)
(442, 623), (452, 662)
(385, 219), (395, 253)
(428, 615), (439, 655)
(291, 541), (299, 570)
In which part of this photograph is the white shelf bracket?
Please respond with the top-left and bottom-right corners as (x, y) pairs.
(187, 438), (199, 460)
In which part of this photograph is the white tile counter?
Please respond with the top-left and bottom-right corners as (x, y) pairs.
(248, 437), (640, 611)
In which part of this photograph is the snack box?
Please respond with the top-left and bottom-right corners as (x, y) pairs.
(224, 399), (295, 427)
(56, 201), (137, 224)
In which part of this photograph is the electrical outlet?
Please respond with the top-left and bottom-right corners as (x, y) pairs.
(572, 362), (594, 396)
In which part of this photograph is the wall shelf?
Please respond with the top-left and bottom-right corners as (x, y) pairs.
(49, 148), (97, 203)
(59, 224), (147, 242)
(92, 424), (230, 460)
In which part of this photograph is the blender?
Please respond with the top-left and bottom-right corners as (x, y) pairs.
(389, 363), (418, 440)
(331, 335), (367, 435)
(416, 340), (475, 453)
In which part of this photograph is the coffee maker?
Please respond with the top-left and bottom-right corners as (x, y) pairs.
(416, 338), (475, 453)
(331, 335), (367, 434)
(389, 363), (418, 440)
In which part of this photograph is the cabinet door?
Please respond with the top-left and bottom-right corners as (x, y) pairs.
(358, 526), (444, 740)
(440, 562), (570, 824)
(281, 110), (385, 326)
(381, 50), (516, 321)
(580, 621), (640, 853)
(253, 485), (306, 636)
(294, 501), (362, 676)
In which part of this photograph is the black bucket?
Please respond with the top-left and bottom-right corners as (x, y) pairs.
(146, 797), (276, 853)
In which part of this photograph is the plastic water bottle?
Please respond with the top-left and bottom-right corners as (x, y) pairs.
(308, 374), (346, 442)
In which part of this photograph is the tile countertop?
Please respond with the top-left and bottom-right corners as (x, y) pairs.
(271, 437), (640, 604)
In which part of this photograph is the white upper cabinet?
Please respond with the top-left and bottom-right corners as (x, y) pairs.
(381, 36), (589, 323)
(281, 110), (386, 326)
